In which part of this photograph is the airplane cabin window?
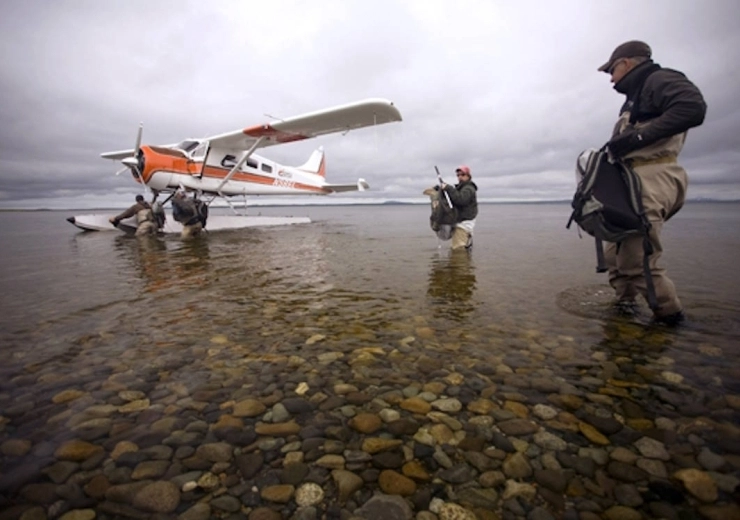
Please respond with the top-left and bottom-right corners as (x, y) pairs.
(221, 154), (237, 168)
(261, 163), (273, 173)
(221, 155), (259, 170)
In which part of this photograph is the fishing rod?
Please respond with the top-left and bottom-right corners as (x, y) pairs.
(434, 166), (453, 208)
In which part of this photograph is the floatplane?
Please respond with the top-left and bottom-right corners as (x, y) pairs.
(67, 98), (402, 233)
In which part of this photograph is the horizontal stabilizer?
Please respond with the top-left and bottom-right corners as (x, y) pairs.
(324, 178), (369, 193)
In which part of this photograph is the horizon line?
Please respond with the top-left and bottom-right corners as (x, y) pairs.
(1, 197), (737, 212)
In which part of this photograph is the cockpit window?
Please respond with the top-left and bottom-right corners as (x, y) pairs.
(175, 140), (201, 153)
(191, 142), (208, 159)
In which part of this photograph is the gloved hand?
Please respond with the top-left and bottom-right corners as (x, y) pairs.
(607, 129), (644, 158)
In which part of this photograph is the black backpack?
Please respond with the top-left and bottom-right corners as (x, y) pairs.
(566, 147), (658, 310)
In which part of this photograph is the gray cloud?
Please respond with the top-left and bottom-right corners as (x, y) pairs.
(1, 0), (739, 209)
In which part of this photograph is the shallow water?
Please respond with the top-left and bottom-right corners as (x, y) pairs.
(0, 202), (739, 515)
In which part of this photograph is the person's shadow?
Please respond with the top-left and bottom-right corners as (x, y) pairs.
(426, 249), (478, 322)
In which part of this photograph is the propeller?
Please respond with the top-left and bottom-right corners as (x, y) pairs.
(113, 122), (151, 200)
(116, 123), (145, 179)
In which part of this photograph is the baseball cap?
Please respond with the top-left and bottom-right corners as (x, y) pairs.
(455, 165), (471, 176)
(598, 40), (651, 72)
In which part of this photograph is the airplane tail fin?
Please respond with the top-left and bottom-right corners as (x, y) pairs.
(297, 147), (326, 178)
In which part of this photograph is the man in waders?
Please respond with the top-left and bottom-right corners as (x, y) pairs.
(109, 194), (156, 236)
(172, 191), (203, 239)
(440, 165), (478, 250)
(598, 40), (706, 325)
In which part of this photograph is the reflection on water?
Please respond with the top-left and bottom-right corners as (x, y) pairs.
(426, 249), (477, 322)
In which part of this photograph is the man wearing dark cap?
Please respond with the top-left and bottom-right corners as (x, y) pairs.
(598, 40), (707, 325)
(109, 194), (156, 236)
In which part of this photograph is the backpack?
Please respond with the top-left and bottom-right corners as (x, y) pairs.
(195, 200), (209, 228)
(566, 147), (658, 310)
(428, 187), (458, 239)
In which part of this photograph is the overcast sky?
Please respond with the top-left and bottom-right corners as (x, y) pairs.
(1, 0), (738, 209)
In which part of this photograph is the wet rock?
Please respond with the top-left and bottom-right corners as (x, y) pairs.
(195, 442), (233, 462)
(233, 399), (266, 417)
(533, 431), (568, 451)
(178, 502), (211, 520)
(578, 422), (610, 445)
(603, 505), (642, 520)
(503, 452), (533, 479)
(439, 464), (476, 484)
(210, 495), (241, 512)
(607, 461), (648, 482)
(614, 483), (643, 507)
(456, 488), (499, 510)
(673, 468), (718, 502)
(260, 484), (295, 503)
(1, 438), (32, 456)
(697, 448), (727, 471)
(378, 470), (416, 496)
(295, 482), (324, 507)
(399, 397), (432, 414)
(497, 419), (539, 436)
(633, 437), (670, 461)
(697, 504), (740, 520)
(255, 421), (301, 436)
(132, 481), (180, 513)
(635, 458), (667, 478)
(248, 507), (283, 520)
(332, 469), (364, 503)
(581, 414), (623, 435)
(491, 431), (516, 453)
(534, 469), (567, 494)
(349, 413), (382, 434)
(54, 440), (103, 461)
(355, 494), (413, 520)
(131, 460), (170, 480)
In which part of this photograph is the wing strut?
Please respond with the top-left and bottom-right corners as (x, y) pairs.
(216, 137), (265, 193)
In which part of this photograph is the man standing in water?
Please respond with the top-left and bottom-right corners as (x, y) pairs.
(109, 194), (156, 236)
(441, 165), (478, 250)
(172, 191), (204, 239)
(598, 40), (706, 325)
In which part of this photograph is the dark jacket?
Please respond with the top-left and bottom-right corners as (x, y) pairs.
(613, 61), (706, 146)
(444, 179), (478, 222)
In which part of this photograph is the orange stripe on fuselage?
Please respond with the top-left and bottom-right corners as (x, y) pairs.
(139, 146), (328, 193)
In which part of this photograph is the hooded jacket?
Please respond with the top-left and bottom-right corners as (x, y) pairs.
(444, 179), (478, 222)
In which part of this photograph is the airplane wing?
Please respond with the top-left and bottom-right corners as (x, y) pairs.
(205, 98), (402, 151)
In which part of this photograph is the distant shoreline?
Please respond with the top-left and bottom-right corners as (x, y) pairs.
(1, 199), (737, 212)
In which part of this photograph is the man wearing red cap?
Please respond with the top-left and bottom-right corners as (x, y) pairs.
(598, 40), (706, 325)
(441, 165), (478, 250)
